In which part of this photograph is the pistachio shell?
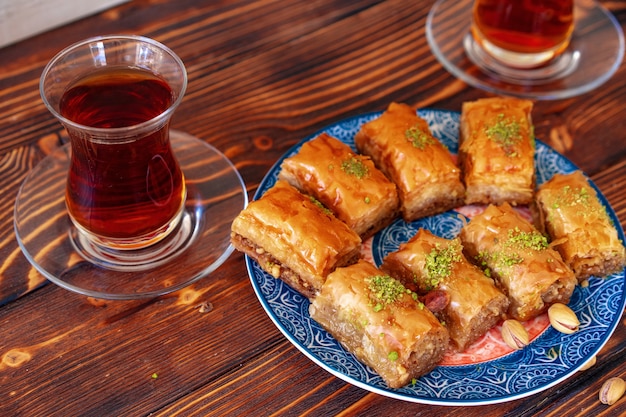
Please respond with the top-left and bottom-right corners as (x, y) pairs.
(501, 319), (529, 350)
(599, 377), (625, 406)
(548, 303), (580, 334)
(578, 355), (596, 371)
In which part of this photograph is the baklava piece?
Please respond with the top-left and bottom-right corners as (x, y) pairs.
(459, 203), (577, 322)
(381, 229), (509, 352)
(231, 180), (362, 299)
(309, 260), (449, 388)
(354, 102), (464, 222)
(459, 97), (536, 206)
(535, 170), (626, 281)
(279, 133), (399, 239)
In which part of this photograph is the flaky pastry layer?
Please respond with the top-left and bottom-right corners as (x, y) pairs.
(459, 97), (535, 205)
(279, 133), (399, 239)
(460, 203), (577, 322)
(354, 102), (464, 221)
(309, 260), (449, 388)
(230, 180), (361, 298)
(381, 229), (509, 351)
(535, 170), (626, 281)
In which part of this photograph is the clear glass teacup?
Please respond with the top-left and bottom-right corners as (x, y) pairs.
(471, 0), (575, 68)
(40, 35), (188, 251)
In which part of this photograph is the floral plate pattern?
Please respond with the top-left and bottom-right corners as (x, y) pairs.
(246, 109), (625, 405)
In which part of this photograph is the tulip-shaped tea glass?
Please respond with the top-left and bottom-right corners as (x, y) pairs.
(426, 0), (624, 99)
(42, 35), (188, 251)
(14, 35), (247, 299)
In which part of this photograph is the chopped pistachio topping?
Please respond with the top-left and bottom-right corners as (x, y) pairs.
(551, 185), (591, 210)
(506, 227), (549, 251)
(388, 351), (399, 361)
(341, 155), (369, 179)
(405, 125), (435, 149)
(476, 227), (549, 276)
(477, 250), (518, 276)
(485, 113), (525, 156)
(366, 275), (413, 311)
(308, 195), (332, 215)
(423, 242), (462, 290)
(547, 184), (612, 223)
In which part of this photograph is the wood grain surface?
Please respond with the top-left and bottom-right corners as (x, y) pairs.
(0, 0), (625, 415)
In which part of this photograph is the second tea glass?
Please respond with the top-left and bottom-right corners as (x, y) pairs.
(470, 0), (575, 69)
(426, 0), (625, 99)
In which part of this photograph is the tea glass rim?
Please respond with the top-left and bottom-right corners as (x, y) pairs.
(39, 34), (188, 139)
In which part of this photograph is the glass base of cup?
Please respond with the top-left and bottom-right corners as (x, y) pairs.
(471, 34), (567, 69)
(69, 205), (192, 272)
(14, 130), (248, 300)
(463, 33), (580, 85)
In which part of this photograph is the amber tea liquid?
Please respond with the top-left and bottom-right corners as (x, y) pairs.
(472, 0), (574, 68)
(60, 67), (186, 246)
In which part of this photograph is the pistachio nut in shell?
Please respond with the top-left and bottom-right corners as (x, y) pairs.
(578, 355), (596, 371)
(501, 319), (529, 350)
(548, 303), (580, 334)
(599, 377), (625, 406)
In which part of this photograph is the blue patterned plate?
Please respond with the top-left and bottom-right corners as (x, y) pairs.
(246, 109), (625, 405)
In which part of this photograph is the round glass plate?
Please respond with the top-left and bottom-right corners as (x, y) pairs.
(426, 0), (625, 100)
(246, 109), (625, 405)
(14, 130), (248, 300)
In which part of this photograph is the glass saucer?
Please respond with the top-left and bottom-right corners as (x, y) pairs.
(426, 0), (624, 99)
(14, 130), (248, 300)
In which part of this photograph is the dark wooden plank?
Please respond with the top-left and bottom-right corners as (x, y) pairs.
(0, 254), (281, 416)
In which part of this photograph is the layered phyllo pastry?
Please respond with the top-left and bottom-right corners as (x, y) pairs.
(230, 180), (362, 299)
(459, 97), (535, 206)
(279, 133), (399, 239)
(309, 260), (449, 388)
(534, 170), (626, 281)
(354, 102), (465, 222)
(459, 203), (577, 322)
(381, 229), (509, 352)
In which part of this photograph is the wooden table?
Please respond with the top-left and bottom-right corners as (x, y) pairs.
(1, 1), (625, 415)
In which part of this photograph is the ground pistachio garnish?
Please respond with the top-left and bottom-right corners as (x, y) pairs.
(476, 250), (523, 275)
(341, 155), (369, 179)
(549, 184), (610, 222)
(505, 227), (549, 252)
(485, 113), (525, 156)
(405, 125), (435, 149)
(308, 195), (333, 215)
(366, 274), (420, 312)
(387, 351), (399, 361)
(551, 185), (590, 210)
(476, 228), (548, 276)
(423, 241), (462, 290)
